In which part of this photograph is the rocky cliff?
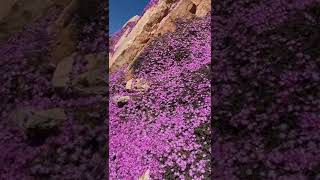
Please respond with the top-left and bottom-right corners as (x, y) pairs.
(109, 0), (211, 179)
(109, 0), (210, 74)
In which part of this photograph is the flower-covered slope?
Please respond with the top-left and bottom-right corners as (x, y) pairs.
(212, 0), (320, 179)
(109, 15), (211, 179)
(0, 1), (107, 179)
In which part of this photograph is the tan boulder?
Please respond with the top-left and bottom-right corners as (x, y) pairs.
(125, 79), (134, 90)
(72, 52), (105, 87)
(109, 0), (176, 72)
(9, 107), (67, 139)
(125, 78), (150, 92)
(71, 52), (106, 96)
(52, 54), (75, 88)
(156, 0), (197, 35)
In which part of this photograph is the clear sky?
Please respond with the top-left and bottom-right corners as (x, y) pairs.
(109, 0), (149, 35)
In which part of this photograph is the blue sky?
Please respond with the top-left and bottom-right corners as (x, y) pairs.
(109, 0), (149, 35)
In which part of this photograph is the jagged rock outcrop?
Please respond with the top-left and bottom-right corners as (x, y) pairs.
(109, 0), (211, 73)
(113, 15), (140, 50)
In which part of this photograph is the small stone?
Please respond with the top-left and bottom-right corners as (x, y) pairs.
(125, 79), (134, 90)
(113, 95), (130, 107)
(125, 78), (150, 92)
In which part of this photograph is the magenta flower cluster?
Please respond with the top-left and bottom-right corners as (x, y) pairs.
(109, 15), (211, 179)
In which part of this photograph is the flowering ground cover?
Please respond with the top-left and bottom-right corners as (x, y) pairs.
(212, 0), (320, 179)
(0, 1), (107, 179)
(109, 15), (211, 179)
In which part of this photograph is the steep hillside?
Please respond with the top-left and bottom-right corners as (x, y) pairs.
(212, 0), (320, 179)
(0, 0), (107, 179)
(109, 0), (211, 179)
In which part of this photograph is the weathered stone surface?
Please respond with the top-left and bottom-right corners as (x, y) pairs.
(84, 52), (105, 71)
(125, 79), (133, 90)
(9, 108), (66, 144)
(52, 54), (74, 88)
(25, 108), (67, 129)
(123, 15), (140, 27)
(72, 68), (104, 87)
(50, 23), (77, 64)
(71, 52), (106, 96)
(109, 0), (211, 74)
(196, 0), (211, 17)
(156, 0), (196, 35)
(113, 95), (130, 107)
(125, 78), (150, 92)
(191, 0), (202, 5)
(109, 0), (176, 72)
(138, 169), (150, 180)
